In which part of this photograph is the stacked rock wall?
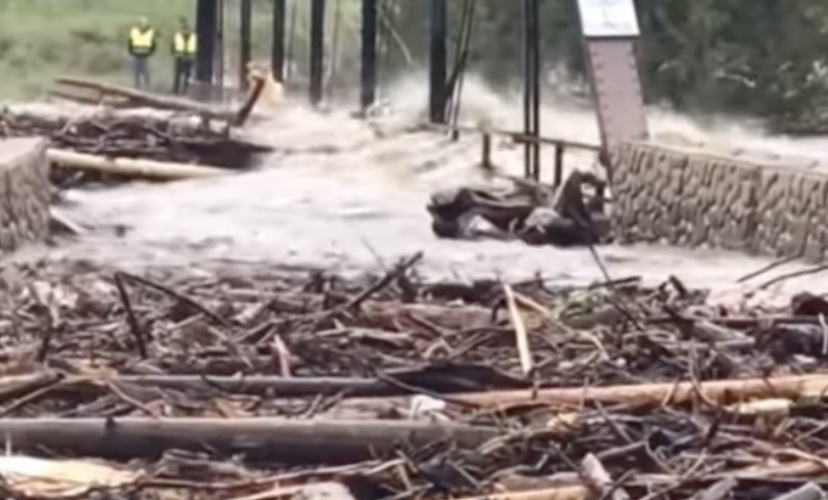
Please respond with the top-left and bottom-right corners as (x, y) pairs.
(609, 140), (828, 261)
(0, 138), (50, 252)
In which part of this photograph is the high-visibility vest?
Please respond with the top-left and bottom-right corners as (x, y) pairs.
(130, 27), (155, 54)
(174, 32), (197, 56)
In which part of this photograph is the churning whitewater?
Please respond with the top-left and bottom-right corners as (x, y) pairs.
(45, 76), (828, 294)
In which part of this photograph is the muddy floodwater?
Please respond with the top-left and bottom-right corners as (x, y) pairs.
(31, 80), (828, 295)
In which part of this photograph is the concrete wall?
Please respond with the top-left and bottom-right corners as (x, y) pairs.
(609, 140), (828, 261)
(0, 138), (50, 252)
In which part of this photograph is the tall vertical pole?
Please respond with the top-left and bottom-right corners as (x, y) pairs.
(195, 0), (218, 92)
(271, 0), (287, 82)
(216, 0), (225, 95)
(239, 0), (252, 90)
(529, 0), (541, 180)
(309, 0), (326, 106)
(429, 0), (447, 123)
(522, 0), (541, 180)
(360, 0), (378, 112)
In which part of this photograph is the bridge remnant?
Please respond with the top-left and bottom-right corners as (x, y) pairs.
(429, 0), (448, 124)
(360, 0), (378, 112)
(610, 141), (828, 261)
(195, 0), (219, 93)
(271, 0), (287, 82)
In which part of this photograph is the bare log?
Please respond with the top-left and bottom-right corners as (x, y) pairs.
(0, 417), (499, 463)
(47, 148), (228, 180)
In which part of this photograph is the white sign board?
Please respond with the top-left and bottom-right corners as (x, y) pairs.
(576, 0), (640, 38)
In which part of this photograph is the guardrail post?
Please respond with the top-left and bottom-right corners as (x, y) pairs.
(481, 133), (491, 169)
(553, 144), (564, 187)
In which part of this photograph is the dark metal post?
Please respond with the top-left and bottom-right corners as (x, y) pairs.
(195, 0), (218, 88)
(429, 0), (447, 123)
(360, 0), (378, 112)
(309, 0), (326, 106)
(215, 0), (225, 95)
(529, 0), (541, 179)
(522, 0), (541, 180)
(239, 0), (252, 90)
(271, 0), (286, 81)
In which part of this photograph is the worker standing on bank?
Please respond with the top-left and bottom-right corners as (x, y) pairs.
(128, 17), (156, 89)
(172, 17), (197, 95)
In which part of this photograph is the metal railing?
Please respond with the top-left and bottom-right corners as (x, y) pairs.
(423, 123), (601, 187)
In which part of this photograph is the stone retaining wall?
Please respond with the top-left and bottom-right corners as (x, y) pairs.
(609, 140), (828, 261)
(0, 138), (50, 252)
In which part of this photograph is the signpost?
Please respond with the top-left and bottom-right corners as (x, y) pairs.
(575, 0), (648, 147)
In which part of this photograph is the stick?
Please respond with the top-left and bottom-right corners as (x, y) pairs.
(503, 284), (532, 375)
(337, 373), (828, 409)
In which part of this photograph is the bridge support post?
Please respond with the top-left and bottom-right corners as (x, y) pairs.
(309, 0), (326, 107)
(239, 0), (252, 90)
(522, 0), (541, 180)
(195, 0), (219, 93)
(271, 0), (287, 82)
(429, 0), (448, 124)
(360, 0), (378, 113)
(575, 0), (648, 149)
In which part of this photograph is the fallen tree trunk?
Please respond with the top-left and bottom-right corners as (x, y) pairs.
(47, 148), (228, 180)
(0, 417), (499, 463)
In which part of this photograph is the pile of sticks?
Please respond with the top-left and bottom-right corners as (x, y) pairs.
(0, 76), (273, 185)
(0, 254), (826, 500)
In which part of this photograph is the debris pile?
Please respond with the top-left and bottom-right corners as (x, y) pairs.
(0, 254), (826, 499)
(0, 76), (273, 186)
(428, 170), (611, 247)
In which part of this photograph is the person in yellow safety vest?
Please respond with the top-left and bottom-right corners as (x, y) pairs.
(128, 17), (157, 89)
(172, 17), (197, 95)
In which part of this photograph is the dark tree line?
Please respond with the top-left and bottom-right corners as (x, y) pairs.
(379, 0), (828, 132)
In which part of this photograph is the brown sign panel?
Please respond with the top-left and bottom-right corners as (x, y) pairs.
(576, 0), (648, 147)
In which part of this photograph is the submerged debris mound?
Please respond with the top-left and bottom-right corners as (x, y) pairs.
(0, 107), (272, 186)
(0, 255), (826, 498)
(0, 75), (273, 187)
(428, 170), (611, 247)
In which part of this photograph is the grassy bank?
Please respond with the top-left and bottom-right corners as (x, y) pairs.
(0, 0), (364, 99)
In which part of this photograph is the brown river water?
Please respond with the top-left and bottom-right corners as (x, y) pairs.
(20, 76), (828, 296)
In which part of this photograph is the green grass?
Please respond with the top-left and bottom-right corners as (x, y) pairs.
(0, 0), (364, 99)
